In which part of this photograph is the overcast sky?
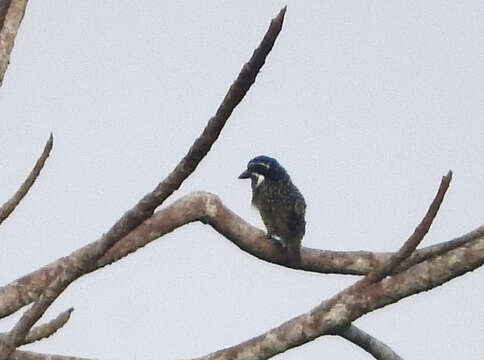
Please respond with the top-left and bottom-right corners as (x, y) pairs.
(0, 1), (483, 359)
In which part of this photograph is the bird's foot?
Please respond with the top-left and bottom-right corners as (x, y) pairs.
(267, 234), (284, 250)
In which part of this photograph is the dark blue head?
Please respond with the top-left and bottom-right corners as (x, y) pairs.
(238, 155), (288, 182)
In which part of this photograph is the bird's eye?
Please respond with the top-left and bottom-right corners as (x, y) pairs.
(248, 162), (270, 176)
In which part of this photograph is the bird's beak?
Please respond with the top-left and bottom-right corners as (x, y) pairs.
(238, 170), (251, 179)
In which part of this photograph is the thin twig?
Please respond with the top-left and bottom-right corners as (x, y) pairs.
(0, 134), (53, 226)
(0, 308), (72, 347)
(362, 171), (452, 286)
(0, 0), (29, 87)
(337, 324), (403, 360)
(21, 307), (73, 345)
(394, 224), (484, 273)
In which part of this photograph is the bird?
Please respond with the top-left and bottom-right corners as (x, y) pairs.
(238, 155), (306, 266)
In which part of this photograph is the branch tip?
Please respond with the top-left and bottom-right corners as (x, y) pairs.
(0, 134), (55, 225)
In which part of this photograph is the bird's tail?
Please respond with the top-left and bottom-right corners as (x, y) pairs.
(286, 240), (301, 267)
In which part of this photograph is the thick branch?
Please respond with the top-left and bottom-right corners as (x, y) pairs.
(9, 325), (402, 360)
(0, 0), (29, 87)
(9, 350), (92, 360)
(337, 324), (403, 360)
(192, 236), (483, 360)
(0, 134), (53, 226)
(1, 192), (481, 318)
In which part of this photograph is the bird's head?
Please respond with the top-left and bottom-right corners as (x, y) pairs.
(238, 155), (288, 187)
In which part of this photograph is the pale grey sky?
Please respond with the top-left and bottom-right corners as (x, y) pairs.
(0, 1), (483, 359)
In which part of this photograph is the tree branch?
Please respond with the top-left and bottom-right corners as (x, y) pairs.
(0, 191), (481, 319)
(191, 236), (483, 359)
(0, 0), (29, 87)
(361, 171), (452, 286)
(0, 307), (72, 348)
(9, 350), (92, 360)
(69, 5), (287, 268)
(0, 134), (53, 226)
(0, 7), (287, 358)
(8, 325), (403, 360)
(20, 307), (73, 345)
(336, 324), (403, 360)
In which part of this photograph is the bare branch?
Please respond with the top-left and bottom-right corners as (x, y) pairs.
(68, 5), (287, 271)
(10, 350), (92, 360)
(328, 171), (451, 360)
(0, 8), (287, 357)
(192, 236), (483, 360)
(0, 308), (72, 349)
(0, 0), (29, 87)
(21, 307), (73, 345)
(1, 192), (482, 319)
(0, 1), (11, 30)
(362, 171), (452, 286)
(337, 324), (403, 360)
(394, 224), (484, 273)
(0, 134), (53, 226)
(147, 5), (287, 209)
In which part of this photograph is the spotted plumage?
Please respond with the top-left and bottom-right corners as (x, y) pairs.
(239, 156), (306, 266)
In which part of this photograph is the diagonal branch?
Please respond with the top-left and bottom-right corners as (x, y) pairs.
(0, 7), (287, 357)
(0, 134), (53, 226)
(21, 307), (73, 345)
(191, 236), (483, 360)
(0, 281), (72, 359)
(394, 225), (484, 273)
(147, 5), (287, 209)
(0, 7), (287, 320)
(0, 0), (29, 87)
(0, 307), (72, 348)
(0, 191), (481, 319)
(361, 171), (452, 286)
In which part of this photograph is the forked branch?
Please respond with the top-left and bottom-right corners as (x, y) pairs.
(361, 170), (452, 286)
(0, 191), (481, 320)
(192, 234), (482, 360)
(0, 7), (287, 359)
(21, 307), (73, 345)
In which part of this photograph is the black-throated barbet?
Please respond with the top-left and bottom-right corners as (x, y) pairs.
(239, 155), (306, 266)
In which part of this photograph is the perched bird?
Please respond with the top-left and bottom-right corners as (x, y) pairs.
(238, 155), (306, 266)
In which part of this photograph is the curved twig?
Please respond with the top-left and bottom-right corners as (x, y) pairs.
(337, 324), (403, 360)
(0, 134), (53, 226)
